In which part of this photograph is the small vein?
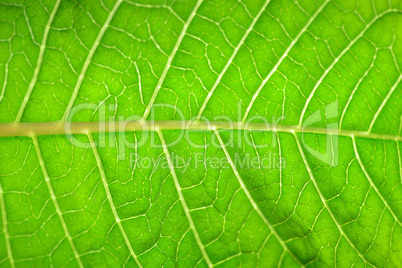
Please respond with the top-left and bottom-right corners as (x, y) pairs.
(339, 52), (377, 127)
(299, 9), (400, 126)
(0, 34), (13, 104)
(367, 75), (402, 133)
(0, 181), (14, 268)
(293, 133), (376, 267)
(243, 0), (330, 123)
(142, 0), (204, 119)
(88, 133), (142, 267)
(15, 0), (62, 123)
(352, 136), (401, 226)
(134, 62), (145, 106)
(214, 129), (305, 267)
(397, 141), (402, 184)
(273, 132), (282, 214)
(32, 136), (83, 268)
(156, 129), (213, 268)
(62, 0), (123, 121)
(196, 0), (273, 119)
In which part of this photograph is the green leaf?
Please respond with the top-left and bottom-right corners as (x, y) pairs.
(0, 0), (401, 267)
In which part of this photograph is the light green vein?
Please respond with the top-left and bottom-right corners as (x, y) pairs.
(88, 133), (143, 268)
(143, 0), (204, 119)
(294, 132), (376, 267)
(156, 129), (213, 268)
(15, 0), (62, 123)
(62, 0), (123, 121)
(0, 181), (14, 268)
(32, 136), (84, 268)
(367, 75), (402, 132)
(243, 0), (330, 123)
(1, 121), (401, 142)
(352, 136), (401, 226)
(214, 129), (305, 267)
(197, 0), (273, 119)
(299, 9), (401, 126)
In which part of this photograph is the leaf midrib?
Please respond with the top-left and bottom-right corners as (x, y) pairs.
(0, 121), (400, 141)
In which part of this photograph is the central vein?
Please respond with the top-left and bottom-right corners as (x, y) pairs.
(0, 121), (400, 141)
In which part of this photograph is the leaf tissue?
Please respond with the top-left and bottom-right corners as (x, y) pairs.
(0, 0), (401, 267)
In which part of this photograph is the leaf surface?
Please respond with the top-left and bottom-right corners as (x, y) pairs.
(0, 0), (401, 267)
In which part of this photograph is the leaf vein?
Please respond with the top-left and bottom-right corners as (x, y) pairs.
(294, 133), (376, 267)
(243, 0), (330, 123)
(214, 129), (305, 267)
(197, 0), (273, 119)
(32, 136), (84, 268)
(156, 129), (213, 267)
(352, 136), (402, 226)
(62, 0), (123, 121)
(15, 0), (62, 123)
(299, 9), (401, 126)
(0, 181), (14, 268)
(88, 133), (142, 268)
(142, 0), (204, 119)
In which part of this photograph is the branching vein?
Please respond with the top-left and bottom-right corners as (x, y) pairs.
(294, 132), (376, 267)
(62, 0), (123, 121)
(143, 0), (204, 119)
(214, 129), (305, 267)
(15, 0), (62, 123)
(352, 136), (401, 226)
(157, 129), (213, 268)
(88, 133), (142, 268)
(33, 136), (84, 268)
(0, 182), (14, 268)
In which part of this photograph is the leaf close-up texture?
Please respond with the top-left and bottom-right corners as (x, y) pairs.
(0, 0), (401, 267)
